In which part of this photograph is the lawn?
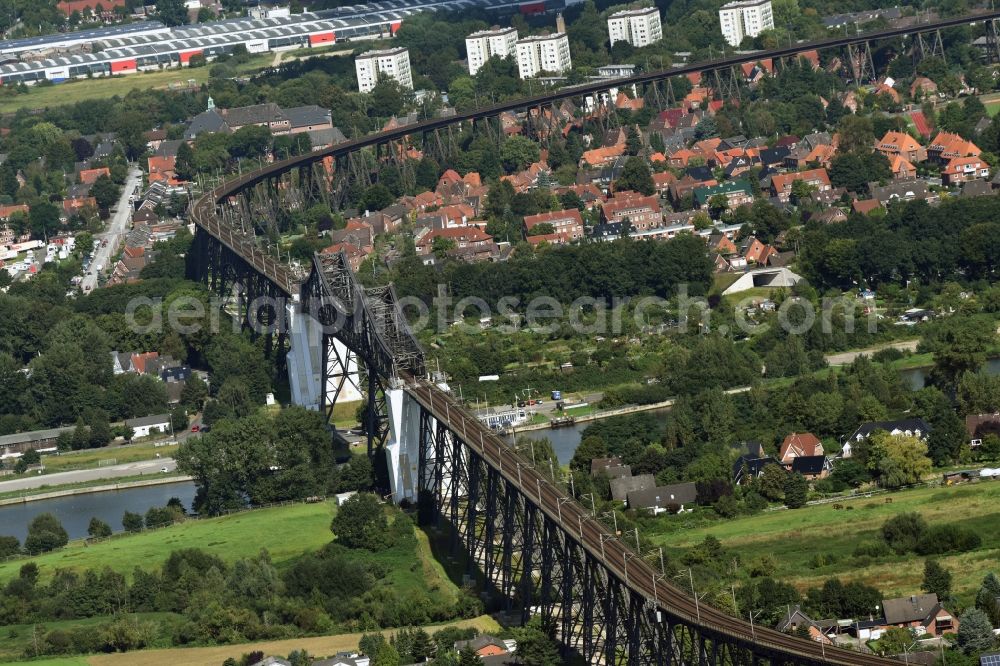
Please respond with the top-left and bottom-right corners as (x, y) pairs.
(0, 55), (272, 114)
(652, 481), (1000, 604)
(38, 442), (179, 473)
(0, 614), (179, 662)
(0, 501), (337, 583)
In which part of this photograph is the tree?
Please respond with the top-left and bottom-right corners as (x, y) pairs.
(625, 126), (642, 155)
(956, 608), (996, 654)
(881, 512), (927, 554)
(922, 559), (953, 603)
(87, 517), (112, 538)
(155, 0), (189, 25)
(458, 645), (483, 665)
(22, 448), (40, 465)
(929, 316), (995, 391)
(757, 463), (786, 501)
(0, 535), (20, 558)
(29, 201), (61, 239)
(500, 135), (541, 173)
(91, 174), (119, 212)
(868, 432), (932, 488)
(369, 79), (407, 118)
(877, 627), (914, 656)
(837, 114), (876, 154)
(361, 184), (394, 212)
(122, 511), (144, 533)
(372, 641), (401, 666)
(976, 574), (1000, 627)
(571, 436), (609, 474)
(515, 621), (560, 666)
(616, 156), (654, 195)
(181, 375), (208, 409)
(331, 493), (389, 551)
(24, 513), (68, 554)
(783, 472), (808, 508)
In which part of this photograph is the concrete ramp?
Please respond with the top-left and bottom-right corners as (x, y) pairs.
(722, 267), (803, 295)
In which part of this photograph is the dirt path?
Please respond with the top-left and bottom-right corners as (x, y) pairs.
(86, 617), (499, 666)
(824, 339), (920, 366)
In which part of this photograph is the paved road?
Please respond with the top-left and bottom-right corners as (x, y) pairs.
(81, 167), (143, 293)
(0, 458), (178, 493)
(825, 339), (920, 366)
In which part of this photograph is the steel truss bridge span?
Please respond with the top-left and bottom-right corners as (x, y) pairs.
(180, 13), (1000, 663)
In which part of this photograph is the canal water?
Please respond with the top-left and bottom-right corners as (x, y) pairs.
(899, 357), (1000, 391)
(0, 481), (196, 543)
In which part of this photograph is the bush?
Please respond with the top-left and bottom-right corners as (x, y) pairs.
(87, 517), (112, 539)
(24, 513), (68, 554)
(915, 524), (982, 555)
(0, 535), (20, 558)
(144, 506), (176, 529)
(881, 512), (927, 554)
(331, 493), (389, 551)
(122, 511), (144, 533)
(853, 540), (893, 558)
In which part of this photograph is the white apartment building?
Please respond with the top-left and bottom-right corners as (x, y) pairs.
(515, 32), (571, 79)
(607, 7), (662, 48)
(465, 26), (519, 75)
(355, 47), (413, 93)
(718, 0), (774, 47)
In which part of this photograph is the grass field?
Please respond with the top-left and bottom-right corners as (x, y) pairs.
(0, 501), (337, 583)
(39, 442), (179, 473)
(0, 55), (272, 114)
(653, 481), (1000, 604)
(0, 659), (91, 666)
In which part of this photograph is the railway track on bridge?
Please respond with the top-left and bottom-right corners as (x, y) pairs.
(405, 380), (896, 666)
(181, 13), (1000, 660)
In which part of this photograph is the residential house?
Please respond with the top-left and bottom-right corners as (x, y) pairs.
(776, 606), (833, 645)
(791, 455), (830, 480)
(415, 227), (494, 258)
(692, 180), (754, 212)
(910, 76), (938, 98)
(284, 105), (333, 134)
(708, 233), (738, 255)
(733, 441), (778, 485)
(627, 482), (697, 514)
(849, 418), (931, 442)
(79, 167), (109, 185)
(652, 171), (677, 195)
(454, 635), (516, 658)
(670, 174), (717, 204)
(868, 180), (933, 205)
(888, 154), (917, 180)
(523, 208), (584, 240)
(321, 242), (368, 271)
(740, 236), (776, 265)
(312, 654), (371, 666)
(927, 131), (981, 165)
(942, 155), (990, 185)
(876, 131), (926, 163)
(591, 456), (632, 478)
(125, 414), (172, 438)
(770, 168), (831, 202)
(880, 593), (957, 636)
(961, 179), (993, 198)
(779, 432), (824, 464)
(966, 413), (1000, 447)
(601, 192), (661, 231)
(851, 199), (883, 215)
(609, 473), (655, 502)
(148, 155), (181, 186)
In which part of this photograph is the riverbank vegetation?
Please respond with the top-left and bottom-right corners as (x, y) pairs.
(0, 499), (473, 661)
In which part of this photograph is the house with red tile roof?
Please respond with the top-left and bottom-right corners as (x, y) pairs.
(526, 231), (573, 246)
(523, 209), (584, 240)
(63, 197), (97, 215)
(130, 352), (159, 375)
(601, 192), (661, 230)
(910, 77), (938, 98)
(148, 155), (180, 186)
(652, 171), (677, 195)
(79, 167), (109, 185)
(615, 91), (644, 111)
(942, 155), (990, 185)
(740, 236), (776, 264)
(876, 131), (926, 163)
(779, 432), (824, 464)
(770, 168), (831, 202)
(415, 226), (494, 256)
(852, 199), (883, 215)
(321, 242), (368, 271)
(927, 131), (981, 165)
(888, 154), (917, 180)
(0, 203), (28, 220)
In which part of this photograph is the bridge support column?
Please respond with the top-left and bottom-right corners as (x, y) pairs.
(384, 386), (424, 503)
